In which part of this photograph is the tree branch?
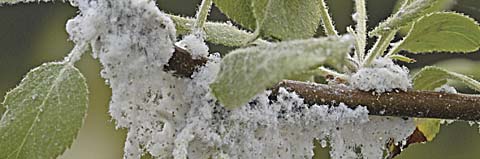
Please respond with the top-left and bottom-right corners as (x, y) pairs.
(166, 45), (480, 121)
(164, 46), (207, 78)
(274, 80), (480, 121)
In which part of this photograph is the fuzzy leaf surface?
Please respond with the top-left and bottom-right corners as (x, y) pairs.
(252, 0), (322, 40)
(213, 0), (257, 30)
(214, 0), (322, 40)
(389, 54), (416, 63)
(371, 0), (441, 36)
(392, 0), (455, 36)
(398, 12), (480, 53)
(169, 15), (268, 47)
(211, 35), (353, 109)
(0, 63), (88, 159)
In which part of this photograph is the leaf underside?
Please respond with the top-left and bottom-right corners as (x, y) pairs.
(0, 63), (88, 159)
(252, 0), (321, 40)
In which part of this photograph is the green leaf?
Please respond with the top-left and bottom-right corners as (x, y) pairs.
(414, 59), (480, 91)
(392, 0), (411, 14)
(434, 59), (480, 80)
(412, 66), (480, 92)
(169, 14), (269, 47)
(213, 0), (322, 40)
(0, 62), (88, 159)
(409, 64), (469, 145)
(213, 0), (257, 30)
(409, 55), (480, 147)
(414, 118), (440, 141)
(410, 66), (441, 142)
(389, 54), (416, 63)
(252, 0), (322, 40)
(0, 106), (4, 116)
(392, 0), (455, 36)
(392, 0), (453, 17)
(397, 12), (480, 53)
(371, 0), (442, 36)
(210, 35), (353, 109)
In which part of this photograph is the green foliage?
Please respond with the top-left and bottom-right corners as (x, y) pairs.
(1, 0), (480, 158)
(318, 0), (337, 36)
(410, 66), (442, 143)
(210, 35), (353, 109)
(252, 0), (322, 40)
(371, 0), (441, 36)
(413, 66), (480, 92)
(392, 0), (411, 14)
(169, 15), (269, 47)
(352, 0), (367, 61)
(393, 0), (453, 14)
(0, 63), (88, 159)
(434, 59), (480, 80)
(213, 0), (321, 40)
(396, 12), (480, 53)
(411, 65), (480, 142)
(213, 0), (256, 30)
(389, 54), (416, 63)
(392, 0), (455, 36)
(414, 118), (441, 141)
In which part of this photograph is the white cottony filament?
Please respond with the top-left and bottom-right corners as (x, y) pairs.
(350, 58), (412, 93)
(66, 0), (416, 158)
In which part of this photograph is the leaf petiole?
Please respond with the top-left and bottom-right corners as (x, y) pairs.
(193, 0), (213, 34)
(318, 0), (338, 36)
(362, 31), (396, 67)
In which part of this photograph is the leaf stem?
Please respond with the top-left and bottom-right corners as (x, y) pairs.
(353, 0), (367, 62)
(389, 54), (416, 63)
(316, 66), (348, 79)
(193, 0), (213, 34)
(318, 0), (338, 36)
(65, 43), (88, 65)
(385, 39), (403, 56)
(383, 0), (412, 57)
(362, 31), (396, 67)
(246, 0), (274, 45)
(345, 55), (359, 72)
(169, 15), (270, 47)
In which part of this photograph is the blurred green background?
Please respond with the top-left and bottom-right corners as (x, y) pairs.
(0, 0), (479, 158)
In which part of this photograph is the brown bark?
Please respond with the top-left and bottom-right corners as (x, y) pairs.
(167, 45), (480, 121)
(164, 46), (208, 78)
(275, 80), (480, 121)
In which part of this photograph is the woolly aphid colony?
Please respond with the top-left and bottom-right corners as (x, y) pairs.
(66, 0), (415, 158)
